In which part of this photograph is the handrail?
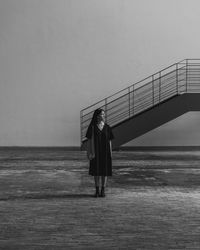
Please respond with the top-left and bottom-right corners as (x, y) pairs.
(80, 59), (200, 145)
(81, 60), (186, 112)
(82, 65), (186, 118)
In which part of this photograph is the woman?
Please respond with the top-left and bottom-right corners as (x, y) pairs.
(86, 108), (114, 198)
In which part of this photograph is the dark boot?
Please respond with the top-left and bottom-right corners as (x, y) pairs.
(100, 187), (105, 197)
(94, 186), (100, 197)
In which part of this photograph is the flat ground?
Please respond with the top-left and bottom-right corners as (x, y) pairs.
(0, 148), (200, 249)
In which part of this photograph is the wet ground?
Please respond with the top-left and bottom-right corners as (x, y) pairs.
(0, 148), (200, 249)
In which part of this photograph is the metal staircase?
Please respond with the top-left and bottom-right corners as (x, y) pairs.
(80, 59), (200, 149)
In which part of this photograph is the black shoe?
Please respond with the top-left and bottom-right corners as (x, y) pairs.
(94, 187), (100, 197)
(100, 187), (105, 197)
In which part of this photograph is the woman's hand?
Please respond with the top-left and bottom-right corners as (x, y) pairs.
(88, 153), (94, 160)
(110, 141), (112, 158)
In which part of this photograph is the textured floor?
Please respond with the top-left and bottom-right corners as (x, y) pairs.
(0, 148), (200, 249)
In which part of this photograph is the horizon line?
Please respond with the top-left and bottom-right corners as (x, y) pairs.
(1, 145), (200, 151)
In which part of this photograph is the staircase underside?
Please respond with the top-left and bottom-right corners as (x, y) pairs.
(82, 93), (200, 150)
(112, 93), (200, 149)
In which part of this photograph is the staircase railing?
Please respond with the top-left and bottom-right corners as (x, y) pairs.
(80, 59), (200, 145)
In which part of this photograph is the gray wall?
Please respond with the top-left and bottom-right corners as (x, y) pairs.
(0, 0), (200, 146)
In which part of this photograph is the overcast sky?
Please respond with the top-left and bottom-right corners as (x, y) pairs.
(0, 0), (200, 146)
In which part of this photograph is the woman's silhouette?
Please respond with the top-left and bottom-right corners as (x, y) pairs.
(86, 108), (114, 197)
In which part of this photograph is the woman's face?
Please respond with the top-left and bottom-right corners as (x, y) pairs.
(97, 110), (105, 123)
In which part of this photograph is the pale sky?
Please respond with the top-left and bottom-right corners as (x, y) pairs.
(0, 0), (200, 146)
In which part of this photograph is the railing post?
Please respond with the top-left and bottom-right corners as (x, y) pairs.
(80, 111), (83, 148)
(105, 98), (107, 122)
(152, 75), (154, 106)
(128, 87), (131, 118)
(159, 71), (161, 103)
(176, 63), (178, 94)
(133, 84), (135, 115)
(186, 59), (188, 93)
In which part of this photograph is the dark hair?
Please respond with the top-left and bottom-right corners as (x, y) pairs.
(85, 108), (104, 138)
(89, 108), (104, 127)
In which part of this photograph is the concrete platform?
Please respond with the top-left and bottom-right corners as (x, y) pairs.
(0, 148), (200, 249)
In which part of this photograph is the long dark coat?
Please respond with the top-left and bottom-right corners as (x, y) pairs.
(86, 123), (114, 176)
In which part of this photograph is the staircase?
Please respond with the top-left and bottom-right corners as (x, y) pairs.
(80, 59), (200, 149)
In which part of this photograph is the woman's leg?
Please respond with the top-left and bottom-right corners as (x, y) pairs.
(94, 176), (100, 187)
(100, 176), (107, 197)
(101, 176), (107, 187)
(94, 176), (100, 197)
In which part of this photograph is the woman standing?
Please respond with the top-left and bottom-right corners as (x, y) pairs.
(86, 108), (114, 197)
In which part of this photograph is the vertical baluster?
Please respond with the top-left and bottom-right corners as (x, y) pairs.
(128, 87), (131, 118)
(80, 110), (83, 148)
(159, 72), (161, 103)
(133, 84), (135, 115)
(186, 59), (188, 93)
(105, 98), (107, 122)
(176, 63), (178, 94)
(152, 75), (154, 106)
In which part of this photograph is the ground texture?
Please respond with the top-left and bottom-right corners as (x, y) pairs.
(0, 148), (200, 249)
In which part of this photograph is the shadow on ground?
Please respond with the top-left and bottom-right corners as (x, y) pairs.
(0, 193), (94, 201)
